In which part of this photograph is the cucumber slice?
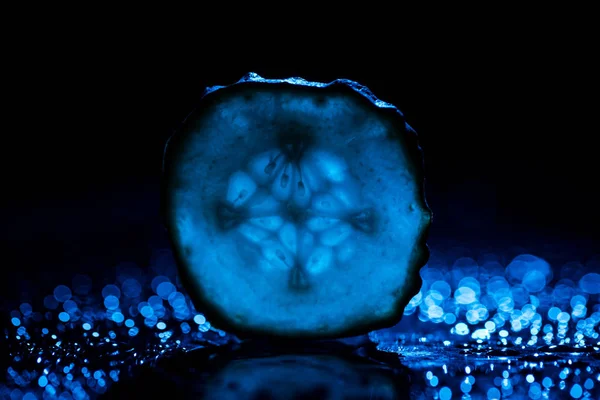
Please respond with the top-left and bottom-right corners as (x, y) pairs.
(163, 73), (431, 339)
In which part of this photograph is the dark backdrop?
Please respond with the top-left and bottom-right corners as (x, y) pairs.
(2, 30), (597, 307)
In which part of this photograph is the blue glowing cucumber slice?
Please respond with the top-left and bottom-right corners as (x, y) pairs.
(163, 73), (431, 339)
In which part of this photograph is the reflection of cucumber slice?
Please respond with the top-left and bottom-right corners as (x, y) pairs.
(163, 73), (431, 339)
(204, 354), (404, 400)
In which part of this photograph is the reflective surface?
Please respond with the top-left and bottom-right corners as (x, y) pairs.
(105, 341), (411, 399)
(3, 244), (599, 399)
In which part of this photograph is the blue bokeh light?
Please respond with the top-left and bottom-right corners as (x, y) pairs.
(2, 244), (599, 399)
(53, 285), (72, 303)
(103, 295), (119, 310)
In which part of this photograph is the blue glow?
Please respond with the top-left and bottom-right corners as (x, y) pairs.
(455, 322), (469, 335)
(162, 72), (434, 338)
(103, 295), (119, 310)
(144, 316), (158, 327)
(557, 312), (570, 323)
(148, 295), (163, 308)
(548, 307), (561, 321)
(139, 304), (154, 318)
(63, 299), (78, 312)
(167, 292), (186, 309)
(53, 285), (72, 302)
(102, 284), (121, 299)
(19, 303), (32, 316)
(2, 65), (600, 397)
(506, 254), (552, 286)
(110, 370), (119, 382)
(444, 313), (456, 325)
(460, 380), (472, 393)
(111, 312), (124, 323)
(584, 378), (594, 390)
(570, 383), (583, 398)
(455, 287), (477, 305)
(180, 322), (191, 334)
(156, 281), (176, 299)
(37, 375), (48, 387)
(151, 275), (170, 293)
(487, 387), (500, 400)
(579, 273), (600, 294)
(439, 386), (452, 400)
(529, 382), (542, 397)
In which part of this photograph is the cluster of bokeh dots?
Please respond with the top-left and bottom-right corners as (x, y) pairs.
(403, 253), (600, 348)
(414, 362), (599, 400)
(2, 252), (231, 400)
(385, 251), (600, 399)
(2, 248), (599, 399)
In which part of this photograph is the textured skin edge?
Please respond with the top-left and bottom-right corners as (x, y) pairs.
(161, 73), (433, 339)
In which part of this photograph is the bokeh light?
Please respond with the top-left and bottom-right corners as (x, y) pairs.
(3, 247), (600, 399)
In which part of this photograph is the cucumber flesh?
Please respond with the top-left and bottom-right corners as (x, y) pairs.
(163, 73), (432, 339)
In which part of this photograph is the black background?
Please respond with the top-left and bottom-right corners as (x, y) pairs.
(2, 27), (598, 307)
